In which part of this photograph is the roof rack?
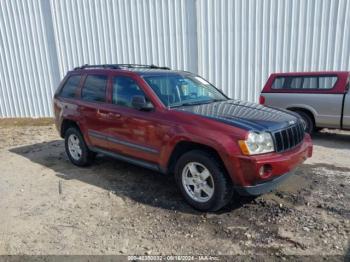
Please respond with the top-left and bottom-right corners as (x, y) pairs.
(74, 64), (171, 70)
(74, 64), (119, 70)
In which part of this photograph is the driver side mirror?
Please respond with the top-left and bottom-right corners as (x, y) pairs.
(131, 95), (154, 111)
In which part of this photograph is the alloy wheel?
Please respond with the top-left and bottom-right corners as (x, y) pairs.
(181, 162), (215, 203)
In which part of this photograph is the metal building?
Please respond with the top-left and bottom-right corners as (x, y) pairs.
(0, 0), (349, 117)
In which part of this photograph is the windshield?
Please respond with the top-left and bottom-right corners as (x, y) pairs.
(143, 74), (228, 107)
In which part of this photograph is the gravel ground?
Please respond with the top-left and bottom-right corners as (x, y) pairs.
(0, 120), (349, 259)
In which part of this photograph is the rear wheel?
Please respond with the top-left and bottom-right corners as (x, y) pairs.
(65, 127), (95, 166)
(295, 110), (315, 134)
(174, 150), (233, 211)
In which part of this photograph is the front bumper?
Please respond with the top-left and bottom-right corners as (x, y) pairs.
(224, 134), (313, 193)
(234, 171), (294, 196)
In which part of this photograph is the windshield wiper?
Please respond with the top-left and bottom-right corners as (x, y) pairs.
(170, 99), (226, 108)
(209, 98), (226, 102)
(169, 103), (197, 108)
(169, 102), (204, 108)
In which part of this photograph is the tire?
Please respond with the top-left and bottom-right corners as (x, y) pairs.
(64, 127), (95, 166)
(174, 150), (233, 212)
(295, 110), (315, 134)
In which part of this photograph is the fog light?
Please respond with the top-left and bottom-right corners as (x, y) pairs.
(259, 164), (272, 178)
(259, 166), (264, 177)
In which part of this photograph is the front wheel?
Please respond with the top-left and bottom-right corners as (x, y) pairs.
(174, 150), (233, 212)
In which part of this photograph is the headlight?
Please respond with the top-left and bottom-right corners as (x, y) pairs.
(238, 131), (274, 155)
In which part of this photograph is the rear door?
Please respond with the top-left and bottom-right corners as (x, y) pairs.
(263, 75), (344, 128)
(77, 73), (111, 148)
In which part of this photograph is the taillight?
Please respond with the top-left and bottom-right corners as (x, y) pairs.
(259, 95), (265, 105)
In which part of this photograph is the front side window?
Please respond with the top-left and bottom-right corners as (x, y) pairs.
(81, 75), (108, 102)
(112, 76), (146, 108)
(143, 74), (227, 107)
(60, 75), (81, 98)
(272, 75), (338, 90)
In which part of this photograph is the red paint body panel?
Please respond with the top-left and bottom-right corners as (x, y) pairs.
(223, 134), (312, 186)
(54, 68), (313, 189)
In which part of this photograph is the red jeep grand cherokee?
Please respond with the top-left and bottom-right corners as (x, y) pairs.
(53, 64), (313, 211)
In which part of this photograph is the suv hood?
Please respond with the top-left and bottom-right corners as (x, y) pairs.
(175, 100), (300, 132)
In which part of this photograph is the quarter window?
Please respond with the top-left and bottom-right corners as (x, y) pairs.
(271, 76), (337, 90)
(81, 75), (108, 102)
(60, 75), (81, 98)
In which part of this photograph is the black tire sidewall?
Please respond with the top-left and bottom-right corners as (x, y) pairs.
(174, 150), (233, 211)
(296, 111), (314, 134)
(64, 127), (92, 166)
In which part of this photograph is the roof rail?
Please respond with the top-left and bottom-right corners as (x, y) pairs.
(117, 64), (171, 70)
(73, 64), (119, 70)
(74, 64), (170, 70)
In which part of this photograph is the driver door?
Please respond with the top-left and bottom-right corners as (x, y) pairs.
(97, 74), (168, 164)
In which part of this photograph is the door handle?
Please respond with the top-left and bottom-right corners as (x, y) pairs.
(97, 109), (108, 114)
(97, 109), (109, 117)
(108, 112), (121, 118)
(97, 109), (121, 119)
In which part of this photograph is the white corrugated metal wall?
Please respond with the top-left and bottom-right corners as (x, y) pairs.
(0, 0), (59, 117)
(0, 0), (349, 117)
(197, 0), (350, 101)
(50, 0), (197, 79)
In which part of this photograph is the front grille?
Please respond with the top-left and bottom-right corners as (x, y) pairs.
(273, 122), (305, 152)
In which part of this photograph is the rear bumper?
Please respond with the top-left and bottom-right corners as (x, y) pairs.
(234, 171), (294, 196)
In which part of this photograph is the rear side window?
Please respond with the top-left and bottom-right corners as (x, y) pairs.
(272, 76), (337, 90)
(60, 75), (81, 98)
(81, 75), (108, 102)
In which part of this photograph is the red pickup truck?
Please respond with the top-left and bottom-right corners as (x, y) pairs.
(54, 64), (313, 211)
